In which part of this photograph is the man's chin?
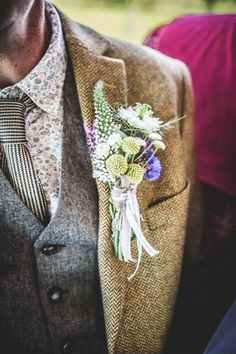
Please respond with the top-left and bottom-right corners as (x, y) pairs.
(0, 0), (36, 32)
(0, 16), (15, 33)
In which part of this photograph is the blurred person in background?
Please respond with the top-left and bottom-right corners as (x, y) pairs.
(0, 1), (196, 353)
(144, 14), (236, 354)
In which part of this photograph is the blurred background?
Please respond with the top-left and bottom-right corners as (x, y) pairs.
(52, 0), (236, 43)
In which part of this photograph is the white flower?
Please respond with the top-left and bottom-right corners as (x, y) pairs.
(143, 116), (162, 132)
(148, 132), (165, 149)
(93, 170), (115, 183)
(93, 170), (102, 178)
(119, 107), (144, 129)
(133, 119), (146, 130)
(153, 140), (166, 150)
(148, 132), (163, 141)
(135, 137), (146, 146)
(118, 107), (142, 127)
(95, 142), (110, 157)
(119, 107), (139, 121)
(119, 106), (163, 133)
(107, 133), (122, 146)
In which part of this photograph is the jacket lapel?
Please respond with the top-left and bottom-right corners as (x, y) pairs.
(60, 13), (128, 353)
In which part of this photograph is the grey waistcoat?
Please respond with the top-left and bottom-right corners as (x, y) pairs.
(0, 64), (107, 354)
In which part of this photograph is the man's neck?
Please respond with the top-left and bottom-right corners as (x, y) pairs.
(0, 0), (50, 89)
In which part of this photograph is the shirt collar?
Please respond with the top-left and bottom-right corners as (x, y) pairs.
(0, 2), (67, 116)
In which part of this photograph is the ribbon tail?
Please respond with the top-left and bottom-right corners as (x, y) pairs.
(126, 191), (159, 280)
(127, 193), (159, 257)
(111, 184), (159, 281)
(119, 207), (136, 263)
(127, 241), (142, 281)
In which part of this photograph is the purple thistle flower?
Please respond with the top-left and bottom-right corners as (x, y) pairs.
(144, 147), (162, 182)
(83, 121), (96, 155)
(145, 146), (155, 159)
(145, 138), (152, 149)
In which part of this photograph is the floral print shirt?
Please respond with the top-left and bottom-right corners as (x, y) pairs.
(0, 2), (67, 218)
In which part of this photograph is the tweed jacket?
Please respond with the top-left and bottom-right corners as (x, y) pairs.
(60, 11), (196, 354)
(0, 10), (196, 354)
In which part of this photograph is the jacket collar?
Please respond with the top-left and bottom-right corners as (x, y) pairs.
(60, 12), (110, 56)
(60, 12), (128, 354)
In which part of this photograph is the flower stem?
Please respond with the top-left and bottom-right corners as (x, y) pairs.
(133, 143), (153, 163)
(143, 147), (158, 167)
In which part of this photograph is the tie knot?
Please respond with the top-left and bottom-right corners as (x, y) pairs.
(0, 96), (33, 144)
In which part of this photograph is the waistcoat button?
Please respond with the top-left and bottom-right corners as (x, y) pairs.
(48, 287), (63, 303)
(41, 244), (64, 256)
(60, 338), (74, 352)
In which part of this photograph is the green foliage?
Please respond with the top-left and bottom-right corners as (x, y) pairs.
(53, 0), (236, 43)
(56, 0), (236, 6)
(203, 0), (217, 9)
(203, 0), (236, 10)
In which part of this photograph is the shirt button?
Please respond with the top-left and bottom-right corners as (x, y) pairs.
(41, 244), (64, 256)
(48, 287), (63, 304)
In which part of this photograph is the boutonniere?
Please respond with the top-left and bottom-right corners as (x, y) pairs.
(84, 81), (182, 280)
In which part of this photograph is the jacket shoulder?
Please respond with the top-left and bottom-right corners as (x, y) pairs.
(106, 37), (190, 84)
(60, 12), (190, 84)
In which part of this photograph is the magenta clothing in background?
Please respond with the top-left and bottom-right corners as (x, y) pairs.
(144, 14), (236, 197)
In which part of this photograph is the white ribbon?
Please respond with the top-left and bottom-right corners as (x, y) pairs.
(111, 176), (159, 281)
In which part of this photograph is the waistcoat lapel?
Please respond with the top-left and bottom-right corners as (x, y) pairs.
(0, 168), (45, 232)
(60, 13), (128, 353)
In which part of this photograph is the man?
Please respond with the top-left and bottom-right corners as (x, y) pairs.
(0, 1), (195, 353)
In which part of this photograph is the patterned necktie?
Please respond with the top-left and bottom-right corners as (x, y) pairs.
(0, 96), (49, 225)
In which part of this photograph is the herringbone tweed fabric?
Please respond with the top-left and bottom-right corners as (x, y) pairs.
(60, 11), (199, 354)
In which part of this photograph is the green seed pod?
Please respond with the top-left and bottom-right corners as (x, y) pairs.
(127, 163), (145, 184)
(121, 137), (140, 155)
(106, 154), (128, 177)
